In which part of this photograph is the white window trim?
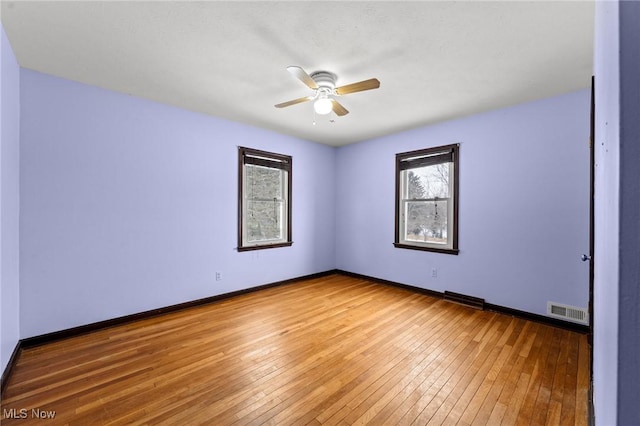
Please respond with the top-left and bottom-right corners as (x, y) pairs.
(399, 162), (454, 250)
(242, 165), (288, 247)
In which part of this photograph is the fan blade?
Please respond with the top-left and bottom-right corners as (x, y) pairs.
(275, 96), (314, 108)
(287, 66), (318, 90)
(335, 78), (380, 95)
(331, 99), (349, 116)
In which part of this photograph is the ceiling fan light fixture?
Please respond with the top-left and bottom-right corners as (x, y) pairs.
(314, 96), (333, 115)
(276, 66), (380, 118)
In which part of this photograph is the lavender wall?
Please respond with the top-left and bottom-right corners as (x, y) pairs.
(335, 90), (590, 318)
(593, 1), (620, 424)
(19, 69), (335, 338)
(593, 2), (640, 423)
(616, 2), (640, 423)
(1, 25), (21, 374)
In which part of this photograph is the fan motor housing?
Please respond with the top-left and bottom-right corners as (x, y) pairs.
(310, 71), (337, 89)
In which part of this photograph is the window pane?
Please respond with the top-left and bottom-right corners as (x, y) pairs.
(404, 199), (449, 244)
(405, 163), (449, 199)
(247, 199), (284, 242)
(245, 165), (283, 200)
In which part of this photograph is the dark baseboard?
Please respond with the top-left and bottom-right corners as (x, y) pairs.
(335, 269), (589, 334)
(336, 269), (444, 299)
(484, 302), (589, 334)
(21, 269), (337, 349)
(444, 290), (485, 310)
(589, 379), (595, 426)
(1, 340), (22, 395)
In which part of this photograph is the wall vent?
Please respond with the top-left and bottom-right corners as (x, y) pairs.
(444, 291), (485, 310)
(547, 302), (589, 325)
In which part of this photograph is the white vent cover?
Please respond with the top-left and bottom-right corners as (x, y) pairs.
(547, 302), (589, 325)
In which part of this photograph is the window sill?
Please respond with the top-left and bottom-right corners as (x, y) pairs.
(393, 242), (459, 255)
(238, 242), (293, 252)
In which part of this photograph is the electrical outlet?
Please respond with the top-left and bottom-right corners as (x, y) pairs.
(215, 272), (222, 281)
(431, 268), (438, 278)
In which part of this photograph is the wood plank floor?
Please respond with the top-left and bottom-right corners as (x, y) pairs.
(1, 274), (590, 425)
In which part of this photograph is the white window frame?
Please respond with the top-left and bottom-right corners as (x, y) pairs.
(394, 144), (459, 254)
(238, 147), (292, 251)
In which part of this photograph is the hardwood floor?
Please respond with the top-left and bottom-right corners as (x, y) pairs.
(1, 274), (590, 425)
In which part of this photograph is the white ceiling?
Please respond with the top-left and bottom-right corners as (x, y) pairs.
(1, 1), (594, 147)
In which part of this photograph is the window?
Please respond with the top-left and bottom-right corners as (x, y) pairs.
(238, 147), (292, 251)
(394, 144), (459, 254)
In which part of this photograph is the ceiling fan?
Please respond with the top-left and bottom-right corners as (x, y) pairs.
(275, 66), (380, 117)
